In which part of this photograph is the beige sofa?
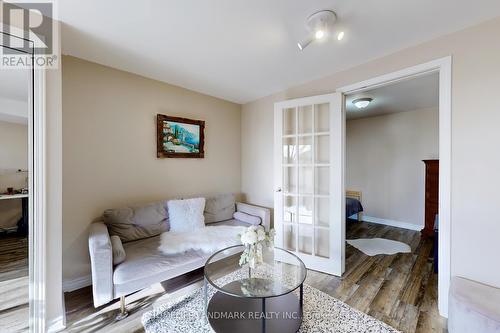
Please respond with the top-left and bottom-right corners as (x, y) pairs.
(88, 194), (270, 317)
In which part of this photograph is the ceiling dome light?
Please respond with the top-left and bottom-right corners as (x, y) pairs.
(337, 31), (345, 41)
(297, 10), (338, 51)
(352, 98), (373, 109)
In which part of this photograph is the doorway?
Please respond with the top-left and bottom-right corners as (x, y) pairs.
(0, 37), (34, 332)
(337, 57), (452, 317)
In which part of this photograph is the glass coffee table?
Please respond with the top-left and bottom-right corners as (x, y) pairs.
(204, 245), (307, 333)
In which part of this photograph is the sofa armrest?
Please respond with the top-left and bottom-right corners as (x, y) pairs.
(236, 202), (271, 231)
(88, 222), (114, 307)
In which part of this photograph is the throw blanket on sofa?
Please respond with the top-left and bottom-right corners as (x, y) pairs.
(158, 225), (246, 255)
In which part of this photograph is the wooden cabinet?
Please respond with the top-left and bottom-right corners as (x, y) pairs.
(422, 160), (439, 237)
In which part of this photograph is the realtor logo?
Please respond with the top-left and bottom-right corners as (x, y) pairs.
(1, 1), (59, 68)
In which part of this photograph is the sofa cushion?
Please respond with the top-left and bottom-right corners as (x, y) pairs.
(110, 235), (126, 265)
(210, 218), (253, 228)
(103, 201), (168, 242)
(114, 235), (207, 287)
(167, 198), (205, 232)
(204, 193), (236, 224)
(233, 211), (261, 226)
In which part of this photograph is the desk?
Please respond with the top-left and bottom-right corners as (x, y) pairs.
(0, 194), (28, 235)
(0, 194), (28, 201)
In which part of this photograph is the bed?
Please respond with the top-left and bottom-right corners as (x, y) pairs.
(346, 190), (363, 222)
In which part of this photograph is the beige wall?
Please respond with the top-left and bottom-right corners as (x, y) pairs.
(346, 108), (439, 228)
(241, 17), (500, 289)
(62, 56), (242, 281)
(0, 121), (28, 228)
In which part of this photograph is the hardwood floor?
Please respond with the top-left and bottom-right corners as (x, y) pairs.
(63, 222), (446, 333)
(307, 222), (446, 333)
(0, 234), (29, 333)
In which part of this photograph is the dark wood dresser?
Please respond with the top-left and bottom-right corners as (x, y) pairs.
(422, 160), (439, 237)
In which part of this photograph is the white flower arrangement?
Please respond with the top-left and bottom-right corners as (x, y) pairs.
(238, 225), (275, 269)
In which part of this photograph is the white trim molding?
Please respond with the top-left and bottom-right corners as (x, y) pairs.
(63, 275), (92, 293)
(46, 317), (65, 333)
(338, 56), (452, 317)
(31, 66), (47, 333)
(358, 215), (422, 231)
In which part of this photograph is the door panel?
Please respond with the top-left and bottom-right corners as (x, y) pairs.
(274, 93), (344, 276)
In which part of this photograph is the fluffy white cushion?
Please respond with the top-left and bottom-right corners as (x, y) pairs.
(167, 198), (206, 232)
(110, 235), (126, 265)
(159, 225), (245, 255)
(233, 211), (261, 225)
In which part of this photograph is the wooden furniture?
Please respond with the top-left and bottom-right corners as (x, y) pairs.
(0, 194), (29, 235)
(346, 190), (363, 222)
(422, 160), (439, 237)
(433, 215), (439, 273)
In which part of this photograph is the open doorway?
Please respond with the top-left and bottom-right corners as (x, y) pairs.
(342, 72), (441, 327)
(345, 72), (439, 232)
(0, 44), (32, 332)
(338, 58), (452, 322)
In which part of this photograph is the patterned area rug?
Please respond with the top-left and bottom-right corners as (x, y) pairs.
(142, 267), (400, 333)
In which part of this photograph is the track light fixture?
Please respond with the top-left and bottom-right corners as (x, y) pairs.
(297, 10), (344, 51)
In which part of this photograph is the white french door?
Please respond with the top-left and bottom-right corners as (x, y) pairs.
(274, 93), (345, 276)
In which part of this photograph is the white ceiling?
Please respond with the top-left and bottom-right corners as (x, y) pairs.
(345, 72), (439, 120)
(59, 0), (500, 104)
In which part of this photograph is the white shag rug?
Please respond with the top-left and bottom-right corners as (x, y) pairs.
(347, 238), (411, 256)
(158, 226), (246, 255)
(142, 267), (400, 333)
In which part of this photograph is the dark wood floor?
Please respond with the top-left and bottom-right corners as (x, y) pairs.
(0, 223), (446, 332)
(309, 221), (446, 333)
(0, 234), (29, 333)
(62, 222), (446, 333)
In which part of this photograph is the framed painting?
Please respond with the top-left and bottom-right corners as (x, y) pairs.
(156, 114), (205, 158)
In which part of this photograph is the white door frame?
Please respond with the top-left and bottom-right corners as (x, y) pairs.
(1, 30), (48, 332)
(337, 57), (452, 317)
(31, 67), (48, 332)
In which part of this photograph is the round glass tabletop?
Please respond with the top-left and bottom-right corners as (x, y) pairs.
(204, 245), (307, 299)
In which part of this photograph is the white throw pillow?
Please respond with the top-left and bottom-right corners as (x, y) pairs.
(167, 198), (206, 232)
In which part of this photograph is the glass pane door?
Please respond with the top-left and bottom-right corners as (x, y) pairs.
(275, 93), (344, 276)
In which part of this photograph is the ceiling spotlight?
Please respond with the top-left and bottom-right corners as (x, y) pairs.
(298, 36), (314, 50)
(315, 30), (325, 39)
(352, 98), (373, 109)
(297, 10), (338, 51)
(337, 31), (345, 41)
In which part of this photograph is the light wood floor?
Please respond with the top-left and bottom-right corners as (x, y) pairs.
(0, 234), (29, 333)
(62, 222), (446, 333)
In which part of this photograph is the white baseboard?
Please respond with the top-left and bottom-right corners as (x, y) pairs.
(47, 316), (65, 333)
(360, 215), (422, 231)
(63, 275), (92, 292)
